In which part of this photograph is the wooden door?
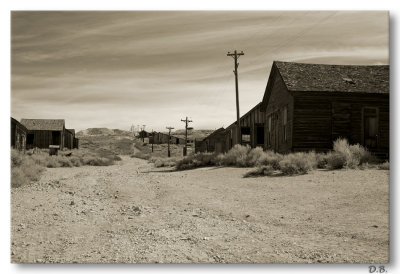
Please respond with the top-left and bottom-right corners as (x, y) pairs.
(363, 107), (379, 149)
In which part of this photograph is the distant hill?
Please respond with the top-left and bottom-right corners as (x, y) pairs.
(172, 129), (216, 140)
(76, 127), (215, 140)
(76, 128), (132, 136)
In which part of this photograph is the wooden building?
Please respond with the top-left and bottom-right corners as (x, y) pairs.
(224, 102), (266, 151)
(20, 119), (66, 150)
(195, 128), (226, 153)
(196, 61), (389, 156)
(64, 129), (74, 149)
(151, 132), (185, 145)
(260, 61), (389, 155)
(11, 117), (27, 151)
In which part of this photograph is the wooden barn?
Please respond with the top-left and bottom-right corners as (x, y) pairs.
(64, 129), (74, 149)
(11, 117), (27, 151)
(151, 132), (185, 145)
(260, 61), (389, 155)
(223, 102), (266, 151)
(195, 128), (226, 153)
(20, 119), (66, 150)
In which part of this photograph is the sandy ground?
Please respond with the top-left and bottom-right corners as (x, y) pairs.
(11, 156), (389, 263)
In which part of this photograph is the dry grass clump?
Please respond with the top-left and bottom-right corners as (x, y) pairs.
(377, 161), (390, 170)
(149, 157), (180, 168)
(326, 138), (377, 169)
(278, 152), (318, 175)
(243, 165), (275, 177)
(11, 149), (45, 188)
(176, 152), (218, 170)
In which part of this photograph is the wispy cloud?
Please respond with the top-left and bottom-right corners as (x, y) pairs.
(11, 11), (389, 131)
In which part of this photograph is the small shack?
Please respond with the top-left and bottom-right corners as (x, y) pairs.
(20, 119), (66, 150)
(11, 117), (27, 151)
(195, 128), (226, 153)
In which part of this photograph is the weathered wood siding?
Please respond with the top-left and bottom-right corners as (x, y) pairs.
(11, 118), (27, 151)
(292, 92), (389, 154)
(263, 68), (294, 153)
(73, 138), (79, 149)
(240, 103), (266, 148)
(64, 130), (74, 149)
(26, 130), (64, 149)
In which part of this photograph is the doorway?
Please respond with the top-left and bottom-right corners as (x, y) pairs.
(363, 107), (378, 149)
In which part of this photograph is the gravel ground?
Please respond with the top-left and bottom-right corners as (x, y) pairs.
(11, 156), (389, 263)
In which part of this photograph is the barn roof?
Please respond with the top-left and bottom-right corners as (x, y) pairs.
(66, 128), (75, 135)
(274, 61), (389, 93)
(21, 119), (65, 131)
(11, 117), (27, 131)
(204, 127), (225, 140)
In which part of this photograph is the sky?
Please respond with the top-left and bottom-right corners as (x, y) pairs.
(11, 11), (389, 132)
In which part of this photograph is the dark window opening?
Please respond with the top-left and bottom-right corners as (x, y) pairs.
(256, 126), (264, 145)
(282, 106), (288, 142)
(52, 131), (61, 145)
(241, 127), (251, 145)
(27, 133), (34, 145)
(364, 107), (378, 149)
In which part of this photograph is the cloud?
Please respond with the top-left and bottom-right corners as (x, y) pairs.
(11, 11), (389, 131)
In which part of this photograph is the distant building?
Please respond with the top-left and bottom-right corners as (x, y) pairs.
(11, 117), (27, 151)
(195, 128), (226, 153)
(151, 132), (185, 145)
(20, 119), (67, 149)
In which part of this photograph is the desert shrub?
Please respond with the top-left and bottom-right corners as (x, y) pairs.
(246, 147), (265, 166)
(256, 150), (283, 169)
(11, 150), (45, 188)
(150, 157), (179, 168)
(349, 144), (377, 165)
(326, 152), (347, 170)
(11, 149), (23, 167)
(217, 145), (252, 167)
(176, 152), (218, 170)
(278, 152), (317, 175)
(243, 165), (275, 178)
(377, 161), (390, 170)
(315, 153), (329, 169)
(327, 138), (377, 169)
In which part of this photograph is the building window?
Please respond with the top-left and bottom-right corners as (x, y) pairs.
(282, 106), (288, 142)
(267, 115), (272, 146)
(241, 127), (251, 145)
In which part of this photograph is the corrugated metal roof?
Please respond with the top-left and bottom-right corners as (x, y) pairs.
(21, 119), (65, 131)
(274, 61), (389, 93)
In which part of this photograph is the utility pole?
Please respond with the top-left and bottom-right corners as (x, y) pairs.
(166, 126), (174, 157)
(181, 116), (193, 156)
(142, 125), (146, 142)
(227, 50), (244, 145)
(151, 129), (154, 152)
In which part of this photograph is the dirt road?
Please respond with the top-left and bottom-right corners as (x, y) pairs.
(11, 156), (389, 263)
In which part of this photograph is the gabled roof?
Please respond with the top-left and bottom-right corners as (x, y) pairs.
(21, 119), (65, 131)
(204, 127), (225, 140)
(274, 61), (389, 93)
(11, 117), (28, 131)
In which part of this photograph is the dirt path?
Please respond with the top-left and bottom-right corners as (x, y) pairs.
(11, 157), (389, 263)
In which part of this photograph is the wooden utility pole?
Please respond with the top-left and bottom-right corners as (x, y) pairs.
(151, 129), (154, 152)
(181, 116), (193, 156)
(166, 126), (174, 157)
(227, 50), (244, 145)
(141, 125), (146, 142)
